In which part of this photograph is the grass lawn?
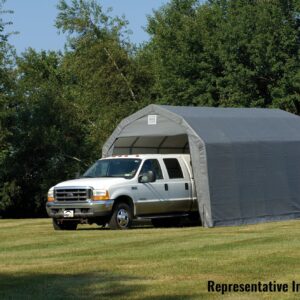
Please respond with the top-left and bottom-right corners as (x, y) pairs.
(1, 219), (300, 299)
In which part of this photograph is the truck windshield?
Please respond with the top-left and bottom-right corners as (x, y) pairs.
(82, 159), (141, 179)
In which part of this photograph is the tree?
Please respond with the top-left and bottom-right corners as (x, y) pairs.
(146, 0), (207, 105)
(1, 49), (95, 217)
(0, 0), (153, 217)
(0, 0), (154, 217)
(146, 0), (300, 111)
(56, 0), (150, 158)
(0, 0), (14, 158)
(0, 0), (17, 215)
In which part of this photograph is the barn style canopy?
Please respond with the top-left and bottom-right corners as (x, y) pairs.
(102, 105), (300, 227)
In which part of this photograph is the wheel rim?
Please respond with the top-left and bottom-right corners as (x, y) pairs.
(117, 208), (129, 228)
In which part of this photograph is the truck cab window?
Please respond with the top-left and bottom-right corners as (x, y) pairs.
(140, 159), (163, 180)
(163, 158), (184, 179)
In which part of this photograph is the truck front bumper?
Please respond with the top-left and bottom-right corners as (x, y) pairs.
(46, 200), (114, 219)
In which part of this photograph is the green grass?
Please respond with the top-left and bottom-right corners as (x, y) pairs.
(1, 219), (300, 299)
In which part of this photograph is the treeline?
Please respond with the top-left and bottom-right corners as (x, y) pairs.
(0, 0), (299, 217)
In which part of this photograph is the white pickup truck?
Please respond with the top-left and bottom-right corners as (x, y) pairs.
(46, 154), (199, 230)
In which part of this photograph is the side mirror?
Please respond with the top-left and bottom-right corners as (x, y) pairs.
(75, 171), (81, 179)
(138, 171), (156, 183)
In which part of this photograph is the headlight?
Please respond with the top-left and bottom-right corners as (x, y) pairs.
(92, 189), (110, 201)
(47, 188), (54, 202)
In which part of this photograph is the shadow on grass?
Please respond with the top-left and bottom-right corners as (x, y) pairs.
(77, 218), (201, 231)
(141, 297), (200, 300)
(0, 272), (199, 300)
(0, 272), (142, 299)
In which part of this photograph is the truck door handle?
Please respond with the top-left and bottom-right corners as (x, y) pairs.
(164, 184), (168, 191)
(185, 183), (189, 190)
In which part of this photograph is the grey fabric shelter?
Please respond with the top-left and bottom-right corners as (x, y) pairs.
(102, 104), (300, 227)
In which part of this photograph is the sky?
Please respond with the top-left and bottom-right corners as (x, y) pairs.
(5, 0), (170, 54)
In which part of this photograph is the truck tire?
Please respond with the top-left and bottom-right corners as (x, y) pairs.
(109, 202), (133, 230)
(52, 219), (78, 230)
(151, 217), (181, 228)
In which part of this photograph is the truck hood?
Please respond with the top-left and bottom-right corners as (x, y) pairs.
(55, 177), (129, 190)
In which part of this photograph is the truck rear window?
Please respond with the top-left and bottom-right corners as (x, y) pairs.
(163, 158), (184, 179)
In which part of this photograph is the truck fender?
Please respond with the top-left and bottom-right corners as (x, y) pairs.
(110, 190), (136, 216)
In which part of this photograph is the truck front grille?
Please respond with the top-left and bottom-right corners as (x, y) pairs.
(54, 188), (92, 201)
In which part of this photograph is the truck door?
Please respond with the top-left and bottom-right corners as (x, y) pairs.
(162, 158), (191, 212)
(135, 159), (169, 215)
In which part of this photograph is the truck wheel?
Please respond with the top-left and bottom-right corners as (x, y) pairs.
(52, 219), (78, 230)
(109, 202), (133, 230)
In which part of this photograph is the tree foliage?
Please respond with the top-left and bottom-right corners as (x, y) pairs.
(0, 0), (299, 217)
(0, 0), (15, 159)
(3, 50), (92, 216)
(56, 0), (151, 157)
(0, 0), (17, 215)
(146, 0), (300, 111)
